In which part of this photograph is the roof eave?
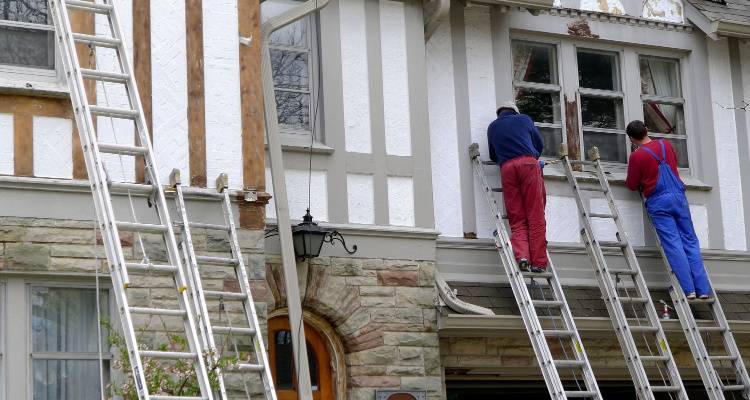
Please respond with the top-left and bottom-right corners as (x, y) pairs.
(470, 0), (556, 10)
(713, 19), (750, 39)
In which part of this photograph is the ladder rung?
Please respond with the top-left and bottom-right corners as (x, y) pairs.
(204, 290), (247, 301)
(570, 160), (596, 166)
(98, 143), (147, 156)
(522, 271), (554, 279)
(650, 385), (681, 393)
(110, 182), (156, 194)
(225, 363), (265, 373)
(184, 222), (229, 231)
(129, 307), (186, 317)
(599, 240), (627, 248)
(543, 329), (574, 338)
(140, 350), (196, 360)
(116, 221), (168, 233)
(565, 391), (598, 398)
(629, 325), (659, 333)
(640, 355), (670, 362)
(553, 359), (586, 368)
(609, 269), (639, 276)
(212, 326), (256, 336)
(698, 326), (727, 333)
(72, 33), (121, 48)
(125, 263), (178, 274)
(589, 212), (614, 218)
(709, 355), (738, 362)
(688, 297), (716, 304)
(578, 185), (605, 192)
(196, 255), (238, 265)
(619, 297), (649, 304)
(80, 68), (129, 83)
(66, 0), (114, 13)
(533, 300), (563, 308)
(721, 384), (747, 391)
(491, 187), (503, 192)
(89, 105), (139, 119)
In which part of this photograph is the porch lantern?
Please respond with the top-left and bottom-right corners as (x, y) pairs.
(291, 209), (357, 260)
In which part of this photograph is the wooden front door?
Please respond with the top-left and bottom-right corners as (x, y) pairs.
(268, 316), (333, 400)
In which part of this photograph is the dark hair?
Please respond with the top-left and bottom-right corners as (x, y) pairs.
(496, 107), (515, 116)
(626, 120), (648, 140)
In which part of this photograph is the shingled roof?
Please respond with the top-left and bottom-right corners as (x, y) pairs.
(686, 0), (750, 38)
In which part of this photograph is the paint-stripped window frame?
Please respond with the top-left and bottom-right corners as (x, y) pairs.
(268, 10), (324, 144)
(0, 7), (61, 87)
(25, 283), (112, 399)
(509, 37), (567, 160)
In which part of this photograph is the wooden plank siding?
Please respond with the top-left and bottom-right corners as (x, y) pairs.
(133, 0), (152, 183)
(70, 9), (96, 180)
(185, 0), (208, 188)
(238, 0), (268, 229)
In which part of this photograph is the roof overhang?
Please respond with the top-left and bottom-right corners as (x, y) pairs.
(470, 0), (556, 10)
(439, 313), (750, 337)
(684, 1), (750, 40)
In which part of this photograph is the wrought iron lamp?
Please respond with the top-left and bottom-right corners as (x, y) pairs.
(268, 208), (357, 260)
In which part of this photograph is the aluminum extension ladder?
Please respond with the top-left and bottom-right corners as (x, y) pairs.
(469, 143), (602, 400)
(647, 198), (750, 397)
(170, 170), (277, 400)
(560, 146), (688, 400)
(49, 0), (213, 398)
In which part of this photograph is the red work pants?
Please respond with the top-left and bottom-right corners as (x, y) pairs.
(500, 156), (548, 267)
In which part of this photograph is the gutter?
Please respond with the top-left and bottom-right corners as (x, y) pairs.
(712, 19), (750, 39)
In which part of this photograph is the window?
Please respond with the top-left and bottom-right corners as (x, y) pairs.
(0, 0), (55, 70)
(30, 286), (109, 400)
(263, 0), (319, 136)
(512, 41), (563, 157)
(577, 49), (627, 163)
(640, 56), (688, 168)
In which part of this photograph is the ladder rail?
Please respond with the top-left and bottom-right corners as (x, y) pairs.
(470, 146), (602, 400)
(51, 0), (215, 398)
(647, 206), (750, 399)
(559, 150), (688, 400)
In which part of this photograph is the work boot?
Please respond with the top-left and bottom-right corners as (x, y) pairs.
(686, 292), (697, 300)
(699, 294), (710, 300)
(530, 265), (547, 273)
(518, 258), (529, 272)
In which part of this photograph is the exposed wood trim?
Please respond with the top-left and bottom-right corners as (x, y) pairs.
(0, 95), (73, 177)
(185, 0), (207, 187)
(133, 0), (152, 183)
(238, 0), (266, 228)
(70, 9), (96, 180)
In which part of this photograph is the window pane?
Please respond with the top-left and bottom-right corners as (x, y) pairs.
(643, 102), (684, 135)
(274, 331), (293, 390)
(32, 287), (108, 352)
(0, 0), (48, 24)
(0, 26), (54, 69)
(270, 18), (308, 48)
(581, 96), (623, 129)
(584, 131), (627, 163)
(512, 41), (557, 84)
(515, 90), (561, 124)
(271, 49), (309, 91)
(539, 126), (563, 158)
(640, 57), (680, 97)
(33, 359), (109, 400)
(275, 90), (311, 131)
(578, 50), (619, 91)
(662, 137), (689, 168)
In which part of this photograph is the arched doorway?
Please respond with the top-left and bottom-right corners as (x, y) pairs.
(268, 316), (334, 400)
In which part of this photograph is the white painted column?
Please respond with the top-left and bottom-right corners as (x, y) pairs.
(708, 39), (747, 251)
(427, 13), (463, 237)
(340, 0), (372, 154)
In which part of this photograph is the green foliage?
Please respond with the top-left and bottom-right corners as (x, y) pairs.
(101, 318), (246, 399)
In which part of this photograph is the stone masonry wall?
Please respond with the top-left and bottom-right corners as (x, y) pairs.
(263, 255), (444, 400)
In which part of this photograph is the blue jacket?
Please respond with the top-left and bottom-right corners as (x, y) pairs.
(487, 110), (544, 165)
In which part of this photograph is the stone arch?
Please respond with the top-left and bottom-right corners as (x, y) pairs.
(268, 308), (348, 400)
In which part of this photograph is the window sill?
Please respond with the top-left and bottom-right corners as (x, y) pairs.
(0, 78), (69, 98)
(542, 165), (712, 191)
(267, 135), (334, 155)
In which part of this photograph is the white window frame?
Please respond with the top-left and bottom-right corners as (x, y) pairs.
(25, 283), (112, 399)
(0, 9), (65, 92)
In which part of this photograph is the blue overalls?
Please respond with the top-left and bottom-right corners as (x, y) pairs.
(642, 140), (711, 296)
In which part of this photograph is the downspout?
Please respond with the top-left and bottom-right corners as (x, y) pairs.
(260, 1), (331, 398)
(423, 0), (450, 41)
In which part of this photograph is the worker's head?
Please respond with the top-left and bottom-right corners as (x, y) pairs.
(496, 100), (519, 116)
(626, 120), (649, 144)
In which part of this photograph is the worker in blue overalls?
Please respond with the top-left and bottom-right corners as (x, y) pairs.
(625, 120), (711, 300)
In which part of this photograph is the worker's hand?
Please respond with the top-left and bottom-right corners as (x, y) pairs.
(538, 160), (546, 170)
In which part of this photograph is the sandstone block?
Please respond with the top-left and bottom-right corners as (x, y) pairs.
(332, 258), (364, 276)
(396, 287), (436, 308)
(5, 242), (50, 270)
(377, 271), (418, 287)
(347, 346), (397, 366)
(360, 286), (395, 297)
(350, 375), (400, 388)
(386, 365), (425, 376)
(361, 296), (396, 308)
(383, 332), (438, 347)
(400, 376), (443, 392)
